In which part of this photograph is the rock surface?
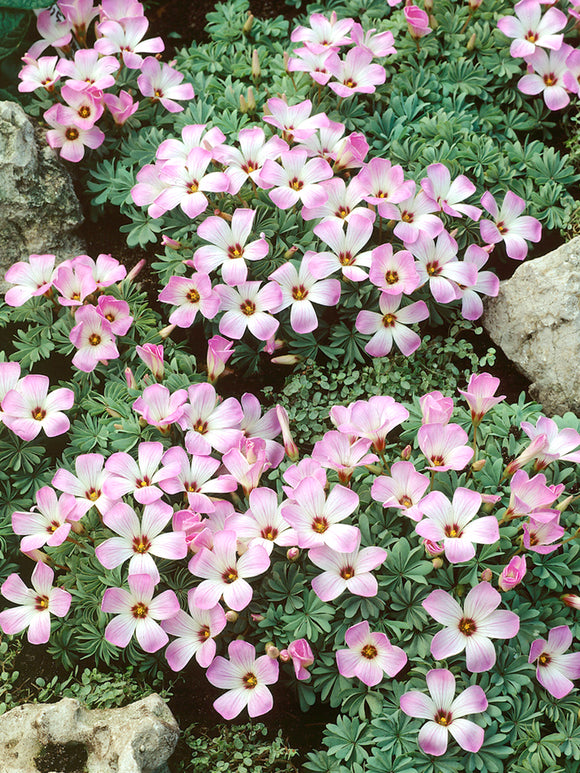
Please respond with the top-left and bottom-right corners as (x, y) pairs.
(0, 100), (85, 291)
(483, 237), (580, 416)
(0, 693), (179, 773)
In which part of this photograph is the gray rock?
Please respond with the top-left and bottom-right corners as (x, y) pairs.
(0, 100), (86, 292)
(0, 693), (179, 773)
(483, 237), (580, 416)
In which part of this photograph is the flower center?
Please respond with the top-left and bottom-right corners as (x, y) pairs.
(430, 455), (445, 467)
(344, 78), (357, 88)
(228, 244), (244, 259)
(458, 617), (477, 636)
(186, 288), (200, 303)
(86, 487), (100, 501)
(382, 313), (396, 328)
(78, 105), (91, 118)
(385, 270), (399, 285)
(198, 625), (211, 642)
(497, 221), (507, 234)
(187, 180), (199, 193)
(88, 333), (101, 346)
(132, 535), (152, 554)
(240, 300), (256, 316)
(222, 568), (238, 584)
(336, 206), (350, 218)
(242, 161), (258, 173)
(35, 595), (50, 611)
(193, 419), (208, 434)
(525, 30), (538, 43)
(401, 211), (413, 223)
(340, 565), (355, 580)
(426, 262), (440, 276)
(65, 127), (79, 141)
(312, 516), (329, 534)
(243, 672), (258, 689)
(32, 407), (47, 421)
(399, 495), (413, 508)
(154, 88), (163, 98)
(136, 476), (150, 487)
(47, 520), (60, 533)
(434, 710), (452, 726)
(292, 285), (308, 301)
(260, 527), (278, 540)
(543, 73), (556, 87)
(361, 644), (378, 660)
(131, 602), (148, 619)
(444, 522), (461, 538)
(538, 652), (551, 667)
(290, 177), (304, 191)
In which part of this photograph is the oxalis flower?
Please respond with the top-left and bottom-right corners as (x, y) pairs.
(400, 669), (487, 756)
(1, 374), (74, 442)
(480, 190), (541, 260)
(336, 621), (407, 686)
(423, 582), (520, 672)
(206, 639), (279, 719)
(163, 593), (227, 670)
(356, 292), (429, 358)
(0, 562), (71, 645)
(529, 625), (580, 699)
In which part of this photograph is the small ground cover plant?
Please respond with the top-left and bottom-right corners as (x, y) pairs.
(2, 0), (580, 771)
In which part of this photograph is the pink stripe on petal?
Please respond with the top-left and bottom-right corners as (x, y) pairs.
(312, 571), (345, 601)
(465, 634), (497, 672)
(105, 614), (136, 648)
(400, 690), (435, 719)
(448, 718), (484, 753)
(136, 616), (169, 652)
(0, 606), (36, 636)
(418, 721), (448, 756)
(27, 611), (52, 644)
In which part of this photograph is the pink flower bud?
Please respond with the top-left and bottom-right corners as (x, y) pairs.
(207, 335), (234, 383)
(136, 343), (164, 381)
(251, 613), (264, 622)
(225, 610), (239, 623)
(276, 405), (299, 461)
(561, 594), (580, 610)
(287, 638), (314, 680)
(498, 555), (526, 591)
(287, 547), (300, 561)
(423, 539), (444, 557)
(401, 444), (412, 461)
(124, 367), (137, 389)
(159, 323), (176, 340)
(480, 568), (493, 582)
(125, 259), (146, 282)
(404, 5), (432, 39)
(271, 354), (302, 365)
(251, 49), (260, 80)
(432, 557), (444, 569)
(472, 459), (486, 472)
(279, 648), (291, 662)
(162, 235), (181, 249)
(266, 645), (280, 659)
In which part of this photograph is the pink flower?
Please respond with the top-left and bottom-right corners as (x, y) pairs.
(410, 231), (478, 305)
(282, 478), (360, 552)
(226, 486), (297, 554)
(96, 501), (187, 584)
(505, 469), (564, 520)
(415, 488), (498, 564)
(529, 626), (580, 699)
(259, 149), (333, 209)
(194, 208), (268, 286)
(94, 17), (164, 69)
(221, 437), (270, 495)
(263, 97), (327, 144)
(420, 391), (454, 425)
(301, 176), (372, 222)
(520, 415), (580, 469)
(423, 582), (520, 672)
(178, 382), (243, 456)
(356, 293), (429, 357)
(400, 669), (487, 756)
(420, 163), (481, 220)
(455, 244), (500, 320)
(336, 621), (406, 686)
(206, 639), (279, 719)
(160, 446), (237, 511)
(215, 281), (282, 341)
(458, 372), (505, 425)
(103, 90), (139, 125)
(498, 555), (527, 591)
(138, 57), (194, 112)
(240, 393), (284, 467)
(157, 124), (226, 163)
(154, 147), (230, 219)
(371, 461), (430, 522)
(206, 335), (234, 383)
(214, 126), (287, 194)
(417, 422), (473, 472)
(287, 639), (314, 680)
(56, 48), (119, 91)
(523, 512), (564, 554)
(0, 562), (71, 645)
(326, 47), (386, 98)
(18, 55), (61, 93)
(4, 253), (55, 307)
(497, 2), (567, 59)
(503, 434), (549, 477)
(268, 258), (340, 334)
(44, 104), (104, 163)
(312, 431), (378, 484)
(2, 374), (74, 442)
(349, 23), (396, 58)
(158, 273), (220, 328)
(59, 85), (104, 130)
(163, 595), (226, 670)
(519, 44), (573, 110)
(103, 441), (177, 504)
(369, 245), (420, 295)
(74, 253), (126, 288)
(404, 5), (432, 39)
(102, 573), (179, 653)
(311, 213), (374, 281)
(27, 9), (72, 59)
(290, 13), (354, 55)
(132, 384), (187, 430)
(96, 296), (133, 336)
(69, 306), (119, 373)
(136, 343), (165, 381)
(287, 46), (335, 85)
(332, 395), (409, 452)
(52, 453), (115, 516)
(53, 261), (97, 307)
(189, 529), (270, 611)
(480, 190), (541, 260)
(12, 486), (81, 552)
(354, 158), (415, 218)
(393, 189), (444, 244)
(308, 532), (387, 601)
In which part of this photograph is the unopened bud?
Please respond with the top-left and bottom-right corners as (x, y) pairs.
(279, 648), (291, 662)
(432, 557), (444, 569)
(161, 235), (181, 249)
(424, 539), (444, 557)
(22, 549), (49, 564)
(125, 367), (137, 389)
(125, 258), (146, 282)
(225, 610), (239, 623)
(401, 445), (412, 461)
(283, 51), (290, 73)
(429, 13), (438, 29)
(467, 32), (476, 51)
(70, 520), (85, 535)
(252, 49), (261, 80)
(365, 463), (383, 474)
(159, 323), (176, 340)
(556, 495), (575, 513)
(480, 568), (493, 582)
(250, 613), (264, 622)
(271, 354), (303, 365)
(561, 593), (580, 610)
(265, 642), (279, 659)
(214, 209), (233, 222)
(242, 12), (254, 34)
(114, 423), (124, 430)
(456, 584), (466, 597)
(105, 406), (122, 418)
(287, 547), (300, 561)
(424, 0), (433, 11)
(239, 93), (248, 113)
(284, 245), (299, 259)
(471, 459), (486, 472)
(246, 86), (256, 112)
